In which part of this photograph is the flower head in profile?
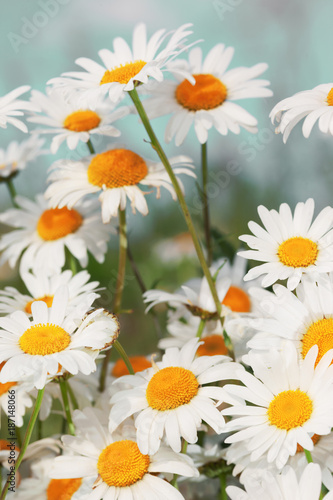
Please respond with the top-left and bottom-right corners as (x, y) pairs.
(48, 23), (195, 103)
(270, 83), (333, 142)
(45, 148), (195, 223)
(0, 362), (33, 427)
(143, 44), (272, 145)
(0, 85), (38, 132)
(0, 135), (46, 180)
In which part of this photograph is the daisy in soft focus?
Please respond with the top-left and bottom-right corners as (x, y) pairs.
(0, 195), (114, 275)
(48, 23), (195, 103)
(45, 148), (196, 223)
(28, 88), (129, 153)
(0, 85), (37, 132)
(222, 344), (333, 469)
(226, 463), (333, 500)
(109, 338), (241, 454)
(239, 198), (333, 290)
(0, 362), (33, 427)
(0, 136), (46, 180)
(0, 269), (100, 316)
(270, 83), (333, 143)
(143, 44), (272, 145)
(0, 286), (119, 389)
(50, 407), (199, 500)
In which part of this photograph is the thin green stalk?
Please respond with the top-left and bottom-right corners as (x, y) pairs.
(128, 88), (223, 323)
(15, 427), (22, 448)
(114, 340), (134, 375)
(196, 318), (206, 339)
(171, 440), (188, 488)
(67, 381), (79, 410)
(86, 139), (95, 154)
(0, 388), (45, 500)
(59, 380), (75, 436)
(219, 473), (227, 500)
(69, 253), (78, 275)
(304, 449), (313, 463)
(5, 178), (18, 207)
(201, 142), (212, 266)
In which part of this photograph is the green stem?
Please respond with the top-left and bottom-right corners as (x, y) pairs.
(15, 427), (22, 448)
(128, 88), (223, 322)
(5, 178), (18, 207)
(66, 381), (79, 410)
(0, 388), (45, 500)
(86, 139), (95, 154)
(201, 142), (212, 266)
(114, 340), (134, 375)
(69, 253), (78, 275)
(219, 473), (227, 500)
(304, 449), (313, 463)
(171, 440), (188, 489)
(59, 380), (75, 436)
(196, 318), (206, 339)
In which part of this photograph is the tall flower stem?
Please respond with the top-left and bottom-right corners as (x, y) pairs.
(219, 473), (227, 500)
(59, 379), (75, 436)
(129, 88), (222, 321)
(0, 388), (45, 500)
(304, 449), (313, 463)
(86, 139), (95, 155)
(201, 142), (212, 266)
(196, 318), (206, 339)
(114, 340), (135, 375)
(5, 178), (18, 208)
(171, 440), (188, 488)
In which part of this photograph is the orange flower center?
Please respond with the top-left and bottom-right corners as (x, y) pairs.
(296, 434), (320, 453)
(100, 60), (147, 85)
(63, 110), (101, 132)
(302, 318), (333, 366)
(19, 324), (71, 356)
(267, 390), (313, 430)
(47, 478), (82, 500)
(0, 362), (17, 396)
(0, 439), (20, 453)
(175, 74), (227, 111)
(112, 356), (152, 377)
(87, 149), (148, 189)
(222, 285), (251, 313)
(25, 295), (54, 314)
(277, 237), (318, 268)
(97, 440), (150, 487)
(327, 88), (333, 106)
(197, 335), (228, 356)
(37, 207), (83, 241)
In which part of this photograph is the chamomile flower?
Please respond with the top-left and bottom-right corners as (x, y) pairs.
(270, 84), (333, 143)
(0, 286), (119, 389)
(0, 85), (37, 132)
(48, 23), (195, 103)
(50, 407), (199, 500)
(109, 338), (241, 454)
(28, 88), (129, 153)
(0, 195), (114, 275)
(238, 198), (333, 290)
(0, 136), (46, 180)
(0, 269), (100, 316)
(0, 362), (33, 427)
(45, 148), (196, 223)
(223, 345), (333, 469)
(143, 44), (272, 145)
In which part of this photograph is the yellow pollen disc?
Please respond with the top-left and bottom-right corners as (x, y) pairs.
(302, 318), (333, 366)
(37, 207), (83, 241)
(146, 366), (199, 411)
(222, 285), (251, 313)
(19, 324), (71, 356)
(267, 389), (313, 430)
(277, 237), (318, 268)
(197, 334), (228, 357)
(296, 434), (320, 453)
(87, 149), (148, 189)
(97, 440), (150, 487)
(176, 73), (228, 111)
(0, 362), (16, 396)
(47, 478), (82, 500)
(327, 88), (333, 106)
(25, 295), (54, 315)
(100, 60), (147, 85)
(63, 110), (101, 132)
(112, 356), (152, 377)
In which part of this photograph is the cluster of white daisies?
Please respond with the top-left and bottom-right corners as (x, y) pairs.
(0, 21), (333, 500)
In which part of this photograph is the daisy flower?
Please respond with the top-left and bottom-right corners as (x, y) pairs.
(143, 44), (272, 146)
(0, 85), (38, 132)
(0, 362), (33, 427)
(0, 195), (115, 275)
(0, 286), (119, 389)
(270, 83), (333, 143)
(45, 148), (196, 223)
(28, 88), (129, 153)
(109, 338), (242, 454)
(50, 407), (199, 500)
(226, 463), (333, 500)
(238, 198), (333, 290)
(0, 135), (46, 180)
(48, 23), (195, 103)
(0, 269), (100, 316)
(222, 344), (333, 469)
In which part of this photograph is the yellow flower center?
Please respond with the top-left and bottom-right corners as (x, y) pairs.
(100, 60), (147, 85)
(222, 285), (251, 313)
(267, 389), (313, 430)
(87, 149), (148, 189)
(112, 356), (152, 377)
(0, 362), (16, 396)
(302, 318), (333, 366)
(37, 207), (83, 241)
(296, 433), (320, 453)
(97, 440), (150, 487)
(63, 110), (101, 132)
(25, 295), (54, 315)
(146, 366), (199, 411)
(277, 237), (318, 268)
(197, 334), (228, 357)
(19, 324), (71, 356)
(327, 88), (333, 106)
(176, 74), (228, 111)
(47, 478), (82, 500)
